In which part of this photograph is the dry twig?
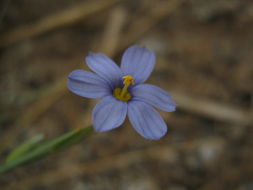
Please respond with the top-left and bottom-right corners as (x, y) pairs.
(171, 91), (252, 125)
(97, 6), (128, 55)
(0, 0), (119, 47)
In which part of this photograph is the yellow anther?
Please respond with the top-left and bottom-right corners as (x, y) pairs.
(113, 75), (135, 102)
(122, 75), (135, 86)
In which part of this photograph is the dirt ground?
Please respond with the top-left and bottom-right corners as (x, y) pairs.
(0, 0), (252, 190)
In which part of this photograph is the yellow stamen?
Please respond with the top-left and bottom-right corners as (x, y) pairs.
(113, 75), (134, 102)
(122, 75), (135, 86)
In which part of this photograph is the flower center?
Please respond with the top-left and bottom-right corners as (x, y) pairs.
(113, 75), (135, 102)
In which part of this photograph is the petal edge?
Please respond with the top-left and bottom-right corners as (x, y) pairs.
(86, 53), (122, 88)
(128, 100), (168, 140)
(92, 96), (127, 132)
(68, 70), (110, 98)
(131, 84), (176, 112)
(120, 45), (156, 84)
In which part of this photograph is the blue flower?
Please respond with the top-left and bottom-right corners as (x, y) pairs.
(68, 45), (176, 140)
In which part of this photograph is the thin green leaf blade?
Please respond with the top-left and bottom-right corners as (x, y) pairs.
(0, 126), (93, 173)
(6, 134), (44, 163)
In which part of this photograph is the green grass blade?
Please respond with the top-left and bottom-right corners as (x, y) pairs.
(6, 134), (45, 163)
(0, 126), (93, 173)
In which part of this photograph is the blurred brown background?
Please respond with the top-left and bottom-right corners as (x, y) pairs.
(0, 0), (252, 189)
